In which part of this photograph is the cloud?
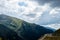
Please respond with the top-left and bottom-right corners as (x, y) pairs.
(35, 8), (60, 25)
(0, 0), (60, 29)
(18, 2), (27, 7)
(0, 0), (40, 21)
(45, 23), (60, 30)
(32, 0), (60, 7)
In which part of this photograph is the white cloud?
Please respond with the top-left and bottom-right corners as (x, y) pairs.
(0, 0), (60, 29)
(36, 7), (60, 29)
(50, 8), (60, 15)
(44, 23), (60, 30)
(35, 7), (60, 24)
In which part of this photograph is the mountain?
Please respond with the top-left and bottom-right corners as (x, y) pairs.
(0, 14), (54, 40)
(38, 29), (60, 40)
(0, 24), (23, 40)
(52, 29), (60, 36)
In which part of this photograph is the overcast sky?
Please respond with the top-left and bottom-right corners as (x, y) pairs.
(0, 0), (60, 29)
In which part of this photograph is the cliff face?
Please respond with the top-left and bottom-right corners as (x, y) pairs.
(38, 29), (60, 40)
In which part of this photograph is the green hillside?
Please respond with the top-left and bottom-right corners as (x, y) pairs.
(0, 14), (24, 31)
(0, 14), (54, 40)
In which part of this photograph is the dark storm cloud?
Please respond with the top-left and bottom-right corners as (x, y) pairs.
(32, 0), (60, 7)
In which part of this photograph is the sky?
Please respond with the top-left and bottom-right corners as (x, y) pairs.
(0, 0), (60, 29)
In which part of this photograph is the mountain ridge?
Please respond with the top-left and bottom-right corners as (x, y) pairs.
(0, 14), (54, 40)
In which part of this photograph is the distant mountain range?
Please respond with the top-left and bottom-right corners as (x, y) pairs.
(0, 14), (55, 40)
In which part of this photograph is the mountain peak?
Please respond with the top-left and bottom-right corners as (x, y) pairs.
(0, 14), (54, 40)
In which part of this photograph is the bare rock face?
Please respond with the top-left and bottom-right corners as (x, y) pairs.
(38, 29), (60, 40)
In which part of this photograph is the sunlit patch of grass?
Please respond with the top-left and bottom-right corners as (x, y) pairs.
(10, 17), (23, 31)
(0, 37), (2, 40)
